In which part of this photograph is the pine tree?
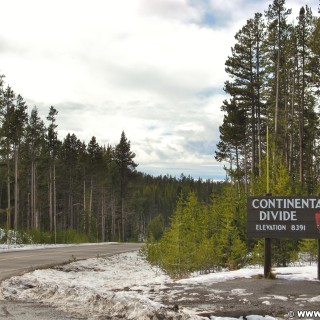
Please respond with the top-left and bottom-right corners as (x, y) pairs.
(224, 13), (266, 178)
(210, 185), (247, 269)
(2, 86), (15, 228)
(215, 98), (246, 186)
(157, 193), (200, 277)
(26, 107), (46, 229)
(11, 94), (28, 229)
(60, 133), (84, 229)
(46, 106), (59, 234)
(114, 131), (138, 241)
(295, 6), (314, 186)
(264, 0), (292, 153)
(310, 8), (320, 92)
(86, 136), (103, 237)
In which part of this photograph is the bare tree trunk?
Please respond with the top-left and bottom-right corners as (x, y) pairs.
(83, 177), (86, 232)
(275, 49), (280, 140)
(14, 146), (19, 229)
(34, 163), (38, 229)
(69, 193), (74, 229)
(53, 162), (57, 232)
(256, 37), (262, 177)
(49, 167), (53, 231)
(299, 35), (305, 186)
(89, 177), (93, 234)
(289, 73), (295, 174)
(274, 8), (281, 145)
(7, 154), (11, 229)
(31, 162), (34, 228)
(68, 172), (74, 229)
(244, 143), (248, 194)
(101, 193), (105, 242)
(101, 211), (105, 242)
(111, 193), (116, 240)
(27, 189), (30, 229)
(121, 198), (125, 241)
(32, 161), (39, 230)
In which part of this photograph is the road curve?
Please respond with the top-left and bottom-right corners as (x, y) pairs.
(0, 242), (142, 282)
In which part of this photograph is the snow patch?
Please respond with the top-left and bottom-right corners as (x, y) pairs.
(0, 252), (199, 319)
(209, 316), (276, 320)
(308, 295), (320, 302)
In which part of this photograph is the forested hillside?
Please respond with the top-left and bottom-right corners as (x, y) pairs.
(0, 74), (220, 242)
(143, 0), (320, 278)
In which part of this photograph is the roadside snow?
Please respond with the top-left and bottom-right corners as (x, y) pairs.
(0, 242), (118, 251)
(178, 265), (318, 285)
(0, 251), (199, 319)
(0, 247), (318, 320)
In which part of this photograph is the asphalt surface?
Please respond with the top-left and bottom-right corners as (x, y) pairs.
(0, 242), (142, 281)
(0, 243), (142, 319)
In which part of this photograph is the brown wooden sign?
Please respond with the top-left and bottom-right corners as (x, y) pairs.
(247, 196), (320, 238)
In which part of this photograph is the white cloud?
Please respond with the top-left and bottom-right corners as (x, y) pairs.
(138, 0), (201, 22)
(0, 0), (318, 179)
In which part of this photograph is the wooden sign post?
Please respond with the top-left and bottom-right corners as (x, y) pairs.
(264, 237), (271, 278)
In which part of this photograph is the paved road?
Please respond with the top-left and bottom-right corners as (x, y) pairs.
(0, 242), (142, 282)
(0, 242), (142, 319)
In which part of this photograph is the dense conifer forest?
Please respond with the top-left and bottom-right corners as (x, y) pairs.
(0, 73), (220, 242)
(143, 0), (320, 278)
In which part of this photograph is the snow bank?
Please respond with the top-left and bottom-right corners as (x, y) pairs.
(177, 265), (318, 285)
(0, 252), (200, 319)
(274, 266), (318, 281)
(177, 268), (260, 285)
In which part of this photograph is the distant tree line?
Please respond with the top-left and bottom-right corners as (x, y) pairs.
(0, 74), (219, 242)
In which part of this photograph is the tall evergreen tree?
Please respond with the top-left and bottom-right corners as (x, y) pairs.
(46, 106), (59, 233)
(86, 136), (103, 237)
(60, 133), (84, 229)
(1, 86), (15, 228)
(295, 6), (314, 186)
(215, 99), (246, 186)
(114, 131), (138, 241)
(26, 107), (46, 229)
(264, 0), (292, 156)
(11, 94), (28, 229)
(224, 13), (266, 178)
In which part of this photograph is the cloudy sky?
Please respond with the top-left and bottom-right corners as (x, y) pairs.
(0, 0), (318, 180)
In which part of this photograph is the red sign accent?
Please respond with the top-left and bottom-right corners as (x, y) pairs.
(315, 213), (320, 231)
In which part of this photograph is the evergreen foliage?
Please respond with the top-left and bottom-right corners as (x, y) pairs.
(216, 0), (320, 193)
(143, 0), (320, 277)
(142, 189), (248, 278)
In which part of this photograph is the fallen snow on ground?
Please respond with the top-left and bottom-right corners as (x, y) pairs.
(178, 264), (318, 285)
(0, 248), (318, 320)
(0, 251), (198, 319)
